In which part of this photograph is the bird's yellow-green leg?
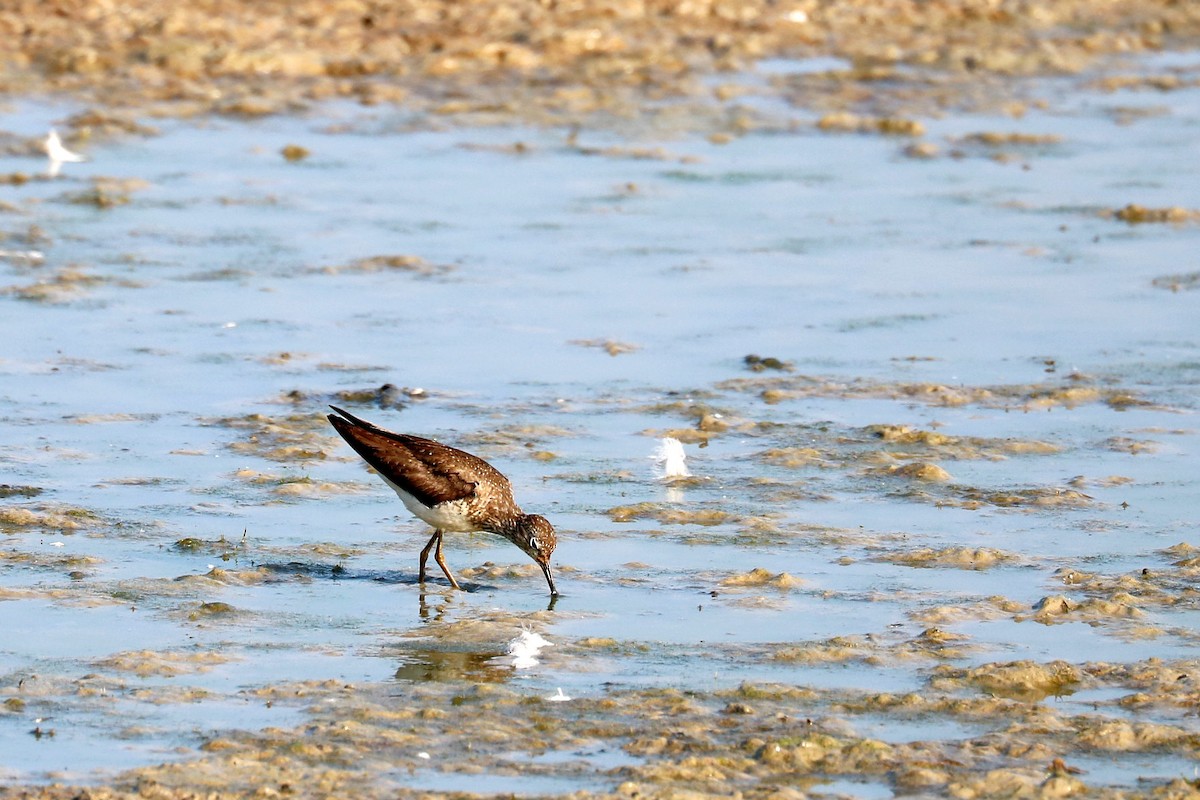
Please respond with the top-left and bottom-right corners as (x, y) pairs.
(433, 531), (463, 590)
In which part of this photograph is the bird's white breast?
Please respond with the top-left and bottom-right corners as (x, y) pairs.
(380, 475), (479, 532)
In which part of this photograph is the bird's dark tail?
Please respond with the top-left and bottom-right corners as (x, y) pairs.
(328, 404), (376, 431)
(327, 405), (412, 444)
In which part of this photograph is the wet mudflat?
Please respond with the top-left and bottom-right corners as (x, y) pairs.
(2, 30), (1200, 800)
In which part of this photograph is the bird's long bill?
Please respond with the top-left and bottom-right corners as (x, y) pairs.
(542, 562), (558, 596)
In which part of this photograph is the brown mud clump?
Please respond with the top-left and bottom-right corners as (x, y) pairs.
(1108, 204), (1200, 224)
(869, 461), (953, 482)
(212, 412), (339, 462)
(877, 546), (1017, 570)
(571, 338), (640, 356)
(720, 567), (802, 590)
(930, 659), (1083, 702)
(280, 143), (310, 161)
(316, 254), (453, 277)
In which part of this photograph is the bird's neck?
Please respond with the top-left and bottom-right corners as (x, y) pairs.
(486, 511), (527, 539)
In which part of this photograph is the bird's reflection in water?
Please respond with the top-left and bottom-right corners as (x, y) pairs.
(393, 648), (508, 683)
(400, 592), (506, 682)
(417, 588), (561, 622)
(418, 591), (453, 623)
(400, 590), (562, 682)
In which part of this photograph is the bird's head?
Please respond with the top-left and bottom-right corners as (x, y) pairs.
(511, 514), (558, 596)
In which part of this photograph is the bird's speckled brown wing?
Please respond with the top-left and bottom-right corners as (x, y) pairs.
(327, 406), (514, 509)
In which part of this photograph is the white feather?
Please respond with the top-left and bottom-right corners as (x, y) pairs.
(45, 129), (85, 164)
(507, 630), (553, 669)
(652, 437), (691, 479)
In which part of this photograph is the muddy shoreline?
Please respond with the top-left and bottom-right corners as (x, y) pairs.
(3, 0), (1200, 131)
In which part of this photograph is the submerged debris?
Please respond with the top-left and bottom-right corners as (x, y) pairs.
(743, 354), (792, 372)
(317, 254), (453, 277)
(607, 502), (735, 526)
(0, 485), (43, 499)
(1151, 271), (1200, 292)
(1108, 203), (1199, 224)
(212, 412), (337, 462)
(2, 266), (134, 303)
(817, 112), (925, 136)
(957, 132), (1063, 147)
(280, 143), (310, 161)
(722, 374), (1160, 412)
(570, 338), (640, 356)
(63, 177), (149, 209)
(94, 649), (232, 677)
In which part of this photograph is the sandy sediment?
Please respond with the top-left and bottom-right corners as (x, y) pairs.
(1, 0), (1199, 130)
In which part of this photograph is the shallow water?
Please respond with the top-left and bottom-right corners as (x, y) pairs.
(2, 55), (1199, 792)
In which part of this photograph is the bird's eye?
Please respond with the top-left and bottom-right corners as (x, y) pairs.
(529, 537), (540, 550)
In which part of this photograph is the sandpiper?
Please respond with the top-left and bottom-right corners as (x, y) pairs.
(327, 406), (558, 595)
